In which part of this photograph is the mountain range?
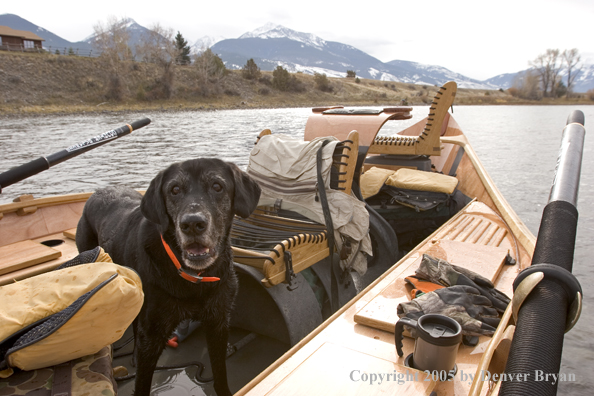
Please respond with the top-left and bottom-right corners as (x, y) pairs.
(2, 14), (593, 92)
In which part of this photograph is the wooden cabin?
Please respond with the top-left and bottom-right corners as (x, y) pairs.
(0, 26), (44, 51)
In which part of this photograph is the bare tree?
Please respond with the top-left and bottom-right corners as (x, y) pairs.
(193, 48), (227, 95)
(136, 23), (178, 99)
(530, 49), (561, 97)
(510, 69), (541, 100)
(92, 16), (133, 100)
(136, 23), (177, 65)
(562, 48), (581, 97)
(194, 48), (226, 82)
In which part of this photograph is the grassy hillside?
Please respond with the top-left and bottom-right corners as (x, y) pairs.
(1, 51), (592, 116)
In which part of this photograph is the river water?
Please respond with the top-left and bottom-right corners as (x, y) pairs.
(1, 105), (593, 395)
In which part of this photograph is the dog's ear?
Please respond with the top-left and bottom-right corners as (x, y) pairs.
(140, 169), (170, 234)
(229, 163), (261, 218)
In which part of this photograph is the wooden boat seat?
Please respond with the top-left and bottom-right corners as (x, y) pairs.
(231, 130), (359, 288)
(304, 106), (412, 150)
(367, 81), (458, 157)
(354, 201), (516, 333)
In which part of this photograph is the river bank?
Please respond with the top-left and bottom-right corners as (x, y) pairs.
(1, 51), (593, 117)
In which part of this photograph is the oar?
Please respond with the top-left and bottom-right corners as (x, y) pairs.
(500, 110), (585, 395)
(0, 118), (151, 193)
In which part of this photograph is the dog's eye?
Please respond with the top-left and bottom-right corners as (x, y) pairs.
(212, 182), (222, 192)
(171, 186), (181, 195)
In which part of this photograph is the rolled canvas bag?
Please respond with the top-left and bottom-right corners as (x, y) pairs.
(0, 247), (143, 380)
(247, 134), (372, 275)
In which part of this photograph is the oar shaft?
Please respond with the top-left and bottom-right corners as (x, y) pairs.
(500, 110), (585, 396)
(548, 114), (586, 206)
(0, 118), (151, 192)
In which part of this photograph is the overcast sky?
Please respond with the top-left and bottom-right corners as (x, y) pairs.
(4, 0), (593, 80)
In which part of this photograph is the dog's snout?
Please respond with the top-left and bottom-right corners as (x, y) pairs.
(180, 213), (209, 234)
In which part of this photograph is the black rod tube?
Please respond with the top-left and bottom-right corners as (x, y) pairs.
(500, 110), (585, 396)
(0, 118), (150, 192)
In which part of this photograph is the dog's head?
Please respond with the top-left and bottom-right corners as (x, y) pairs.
(140, 158), (261, 271)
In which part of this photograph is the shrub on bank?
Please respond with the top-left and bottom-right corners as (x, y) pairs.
(314, 73), (333, 92)
(272, 66), (305, 92)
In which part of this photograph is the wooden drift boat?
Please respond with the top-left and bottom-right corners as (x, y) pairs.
(0, 82), (585, 396)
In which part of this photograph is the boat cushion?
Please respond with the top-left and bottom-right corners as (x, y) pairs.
(360, 166), (395, 199)
(0, 247), (143, 376)
(386, 168), (459, 194)
(361, 167), (458, 200)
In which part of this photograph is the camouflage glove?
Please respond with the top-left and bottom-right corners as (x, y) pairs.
(415, 254), (510, 313)
(397, 285), (501, 336)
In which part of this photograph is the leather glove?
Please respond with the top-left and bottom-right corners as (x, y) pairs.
(397, 285), (501, 336)
(415, 254), (510, 313)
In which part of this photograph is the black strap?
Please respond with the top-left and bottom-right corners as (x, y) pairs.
(52, 360), (72, 396)
(316, 141), (339, 313)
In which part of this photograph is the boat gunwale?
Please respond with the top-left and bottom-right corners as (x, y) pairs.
(0, 192), (93, 215)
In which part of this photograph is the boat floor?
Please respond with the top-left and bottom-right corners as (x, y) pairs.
(113, 325), (289, 396)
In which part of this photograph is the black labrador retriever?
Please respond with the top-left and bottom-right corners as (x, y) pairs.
(76, 158), (261, 396)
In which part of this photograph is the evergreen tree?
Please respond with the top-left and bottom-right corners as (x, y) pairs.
(242, 58), (261, 80)
(174, 31), (191, 65)
(272, 66), (291, 91)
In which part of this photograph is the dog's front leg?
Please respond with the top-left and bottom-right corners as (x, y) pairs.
(205, 319), (232, 396)
(133, 315), (170, 395)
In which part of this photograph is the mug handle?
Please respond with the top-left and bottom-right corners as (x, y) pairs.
(395, 316), (417, 357)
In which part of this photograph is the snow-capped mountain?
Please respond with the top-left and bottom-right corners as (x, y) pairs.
(193, 35), (226, 53)
(81, 17), (153, 52)
(484, 63), (594, 93)
(573, 63), (594, 92)
(212, 24), (499, 89)
(239, 22), (327, 50)
(384, 60), (496, 89)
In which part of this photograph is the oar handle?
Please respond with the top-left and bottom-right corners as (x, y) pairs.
(0, 118), (151, 192)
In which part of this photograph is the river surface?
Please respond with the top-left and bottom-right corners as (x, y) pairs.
(1, 105), (593, 395)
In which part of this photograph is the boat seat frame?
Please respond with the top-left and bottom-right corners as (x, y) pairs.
(366, 81), (458, 157)
(231, 130), (359, 288)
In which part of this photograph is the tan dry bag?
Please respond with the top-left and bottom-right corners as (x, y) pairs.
(0, 247), (143, 377)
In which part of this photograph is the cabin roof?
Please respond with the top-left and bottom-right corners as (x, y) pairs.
(0, 26), (44, 41)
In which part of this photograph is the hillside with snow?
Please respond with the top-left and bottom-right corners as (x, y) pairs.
(2, 14), (592, 91)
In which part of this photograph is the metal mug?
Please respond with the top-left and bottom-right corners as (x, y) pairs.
(395, 314), (462, 374)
